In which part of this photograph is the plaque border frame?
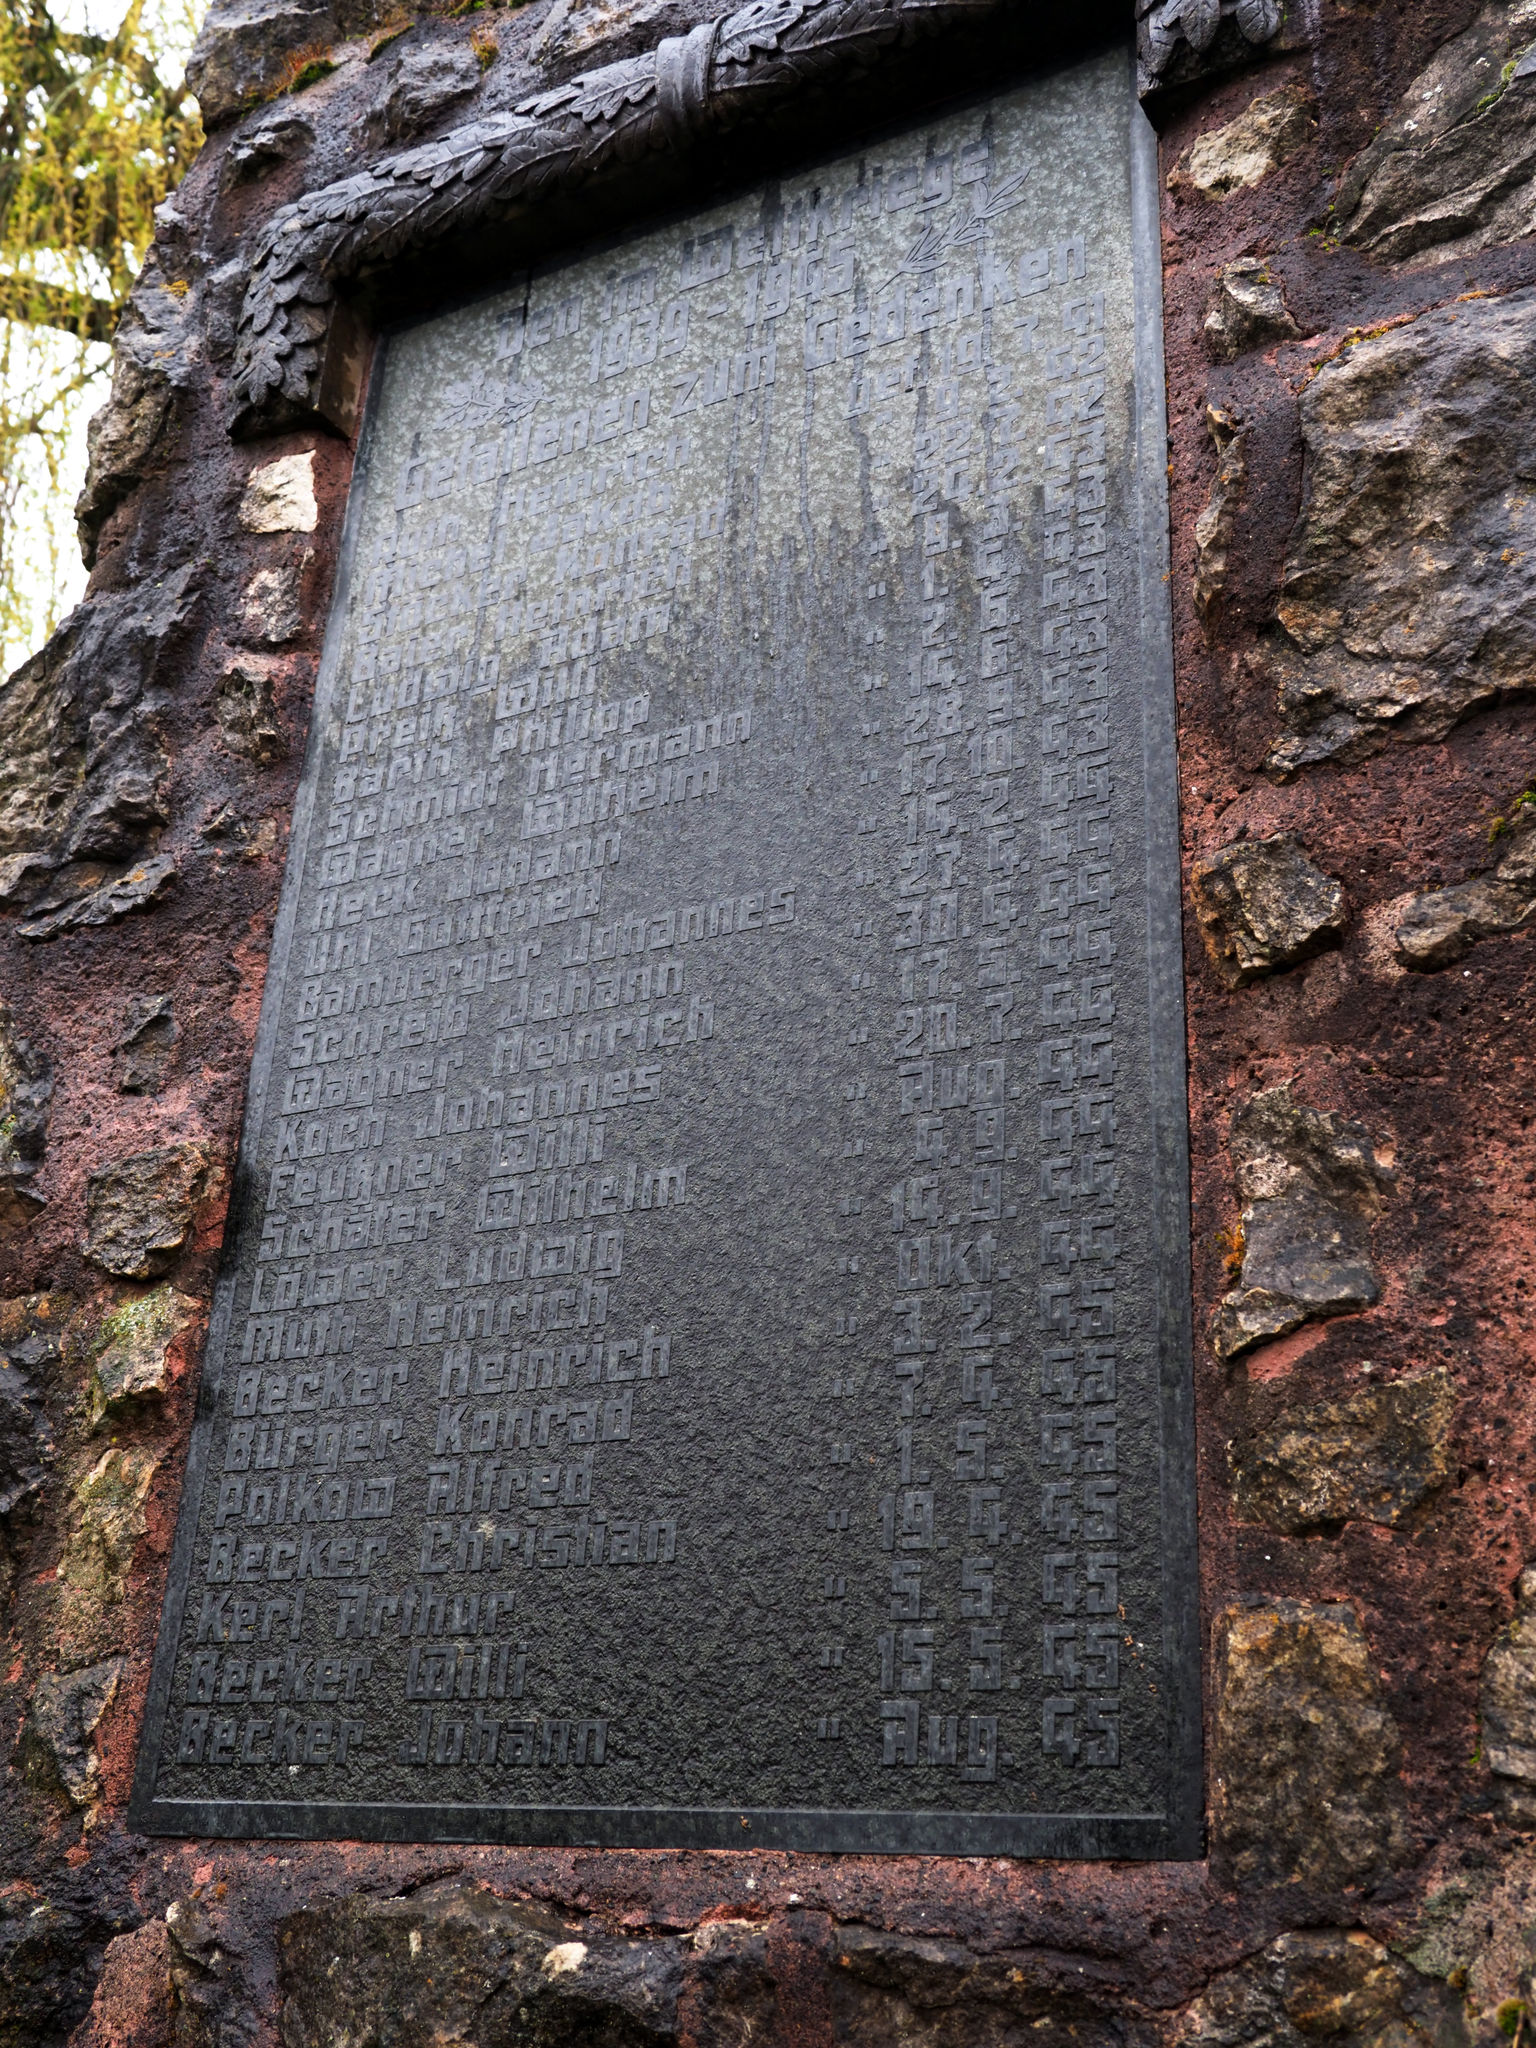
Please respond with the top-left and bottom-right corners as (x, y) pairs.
(131, 40), (1202, 1860)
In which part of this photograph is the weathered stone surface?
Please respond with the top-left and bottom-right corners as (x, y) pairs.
(1395, 804), (1536, 970)
(1191, 832), (1347, 986)
(1266, 288), (1536, 777)
(1337, 0), (1536, 269)
(238, 451), (317, 534)
(24, 1656), (127, 1807)
(114, 994), (178, 1095)
(0, 560), (194, 880)
(215, 656), (288, 758)
(83, 1142), (211, 1279)
(0, 851), (52, 903)
(1204, 257), (1299, 362)
(0, 1293), (65, 1366)
(824, 1925), (1141, 2045)
(531, 0), (691, 68)
(0, 1377), (48, 1522)
(136, 1898), (241, 2048)
(1231, 1367), (1455, 1533)
(1211, 1600), (1406, 1891)
(1136, 0), (1287, 100)
(1401, 1850), (1536, 2030)
(198, 804), (277, 862)
(1177, 83), (1315, 199)
(276, 1883), (1144, 2048)
(65, 769), (170, 866)
(0, 1000), (51, 1221)
(0, 1303), (62, 1572)
(162, 1896), (246, 2048)
(70, 1918), (176, 2048)
(60, 1446), (160, 1609)
(277, 1883), (684, 2048)
(369, 42), (483, 141)
(17, 854), (178, 942)
(1212, 1087), (1394, 1361)
(1481, 1566), (1536, 1824)
(74, 1910), (217, 2048)
(185, 0), (336, 128)
(0, 1893), (133, 2048)
(0, 1343), (51, 1518)
(233, 566), (303, 646)
(686, 1921), (777, 2044)
(1183, 1930), (1461, 2048)
(1193, 402), (1245, 625)
(89, 1286), (197, 1424)
(224, 110), (314, 182)
(75, 258), (199, 568)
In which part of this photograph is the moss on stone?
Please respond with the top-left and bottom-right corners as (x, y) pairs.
(88, 1284), (196, 1425)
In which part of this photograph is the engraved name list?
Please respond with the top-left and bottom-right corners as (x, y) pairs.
(133, 43), (1199, 1856)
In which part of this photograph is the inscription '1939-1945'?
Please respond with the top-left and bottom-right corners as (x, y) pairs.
(134, 42), (1199, 1858)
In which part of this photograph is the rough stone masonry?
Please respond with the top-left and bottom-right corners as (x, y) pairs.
(5, 0), (1536, 2040)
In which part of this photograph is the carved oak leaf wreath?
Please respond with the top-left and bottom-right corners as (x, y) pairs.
(225, 0), (1018, 434)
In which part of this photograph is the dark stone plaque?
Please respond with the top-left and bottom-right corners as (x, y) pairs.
(133, 41), (1199, 1856)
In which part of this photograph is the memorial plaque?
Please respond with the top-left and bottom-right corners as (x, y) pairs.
(133, 41), (1199, 1856)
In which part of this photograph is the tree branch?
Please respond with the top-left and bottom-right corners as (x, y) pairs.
(0, 273), (115, 340)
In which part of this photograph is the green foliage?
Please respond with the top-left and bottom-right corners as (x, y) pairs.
(1488, 789), (1536, 840)
(1474, 55), (1522, 120)
(0, 0), (202, 670)
(275, 43), (337, 92)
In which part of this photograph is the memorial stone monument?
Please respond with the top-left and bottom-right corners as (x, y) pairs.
(2, 0), (1534, 2038)
(132, 32), (1200, 1857)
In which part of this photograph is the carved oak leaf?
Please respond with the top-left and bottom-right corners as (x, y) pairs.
(242, 330), (298, 404)
(718, 0), (817, 64)
(570, 64), (658, 126)
(286, 303), (333, 342)
(1180, 0), (1222, 53)
(1233, 0), (1281, 42)
(1141, 1), (1183, 70)
(516, 82), (586, 120)
(515, 58), (656, 130)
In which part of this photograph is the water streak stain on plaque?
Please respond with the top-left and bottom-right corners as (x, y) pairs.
(133, 44), (1200, 1855)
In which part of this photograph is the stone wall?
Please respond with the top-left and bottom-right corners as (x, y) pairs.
(3, 0), (1536, 2040)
